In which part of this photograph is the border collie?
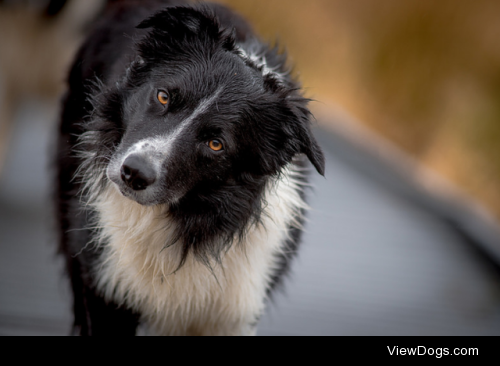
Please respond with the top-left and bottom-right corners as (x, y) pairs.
(56, 0), (325, 336)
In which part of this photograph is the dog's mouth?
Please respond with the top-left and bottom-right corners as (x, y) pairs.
(106, 166), (162, 206)
(108, 170), (185, 208)
(112, 184), (158, 206)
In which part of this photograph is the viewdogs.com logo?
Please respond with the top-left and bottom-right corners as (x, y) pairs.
(388, 346), (478, 358)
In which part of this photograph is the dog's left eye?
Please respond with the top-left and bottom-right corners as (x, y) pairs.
(157, 91), (169, 106)
(208, 140), (224, 151)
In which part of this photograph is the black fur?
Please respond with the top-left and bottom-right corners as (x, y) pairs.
(56, 0), (324, 335)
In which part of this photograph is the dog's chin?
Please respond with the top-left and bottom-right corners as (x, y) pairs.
(111, 183), (173, 207)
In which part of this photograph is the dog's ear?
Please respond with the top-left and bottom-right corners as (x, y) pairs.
(137, 6), (230, 42)
(255, 69), (325, 176)
(299, 124), (326, 176)
(137, 7), (236, 58)
(291, 104), (326, 176)
(253, 94), (325, 177)
(138, 7), (206, 34)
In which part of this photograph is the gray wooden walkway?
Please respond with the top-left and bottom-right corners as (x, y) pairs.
(1, 101), (500, 336)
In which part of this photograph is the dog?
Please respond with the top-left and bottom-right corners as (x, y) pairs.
(56, 0), (325, 336)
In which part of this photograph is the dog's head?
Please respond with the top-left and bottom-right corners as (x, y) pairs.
(87, 6), (324, 205)
(82, 6), (324, 261)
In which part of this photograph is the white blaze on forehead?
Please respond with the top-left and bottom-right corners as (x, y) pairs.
(121, 87), (224, 163)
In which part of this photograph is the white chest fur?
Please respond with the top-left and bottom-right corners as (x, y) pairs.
(91, 165), (307, 336)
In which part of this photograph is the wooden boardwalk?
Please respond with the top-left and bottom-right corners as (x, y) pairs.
(1, 101), (499, 336)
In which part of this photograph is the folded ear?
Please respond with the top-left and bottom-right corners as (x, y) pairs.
(253, 94), (326, 177)
(300, 124), (326, 176)
(286, 98), (326, 176)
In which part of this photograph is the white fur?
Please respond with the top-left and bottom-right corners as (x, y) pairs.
(238, 48), (287, 83)
(88, 164), (308, 336)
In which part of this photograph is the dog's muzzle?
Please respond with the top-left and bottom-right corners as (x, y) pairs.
(120, 154), (158, 191)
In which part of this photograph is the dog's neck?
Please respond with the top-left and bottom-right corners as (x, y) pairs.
(89, 163), (307, 336)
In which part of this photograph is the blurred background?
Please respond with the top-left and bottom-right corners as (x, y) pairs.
(217, 0), (500, 222)
(1, 0), (500, 336)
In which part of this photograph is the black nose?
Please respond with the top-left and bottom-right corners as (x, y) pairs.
(121, 154), (157, 191)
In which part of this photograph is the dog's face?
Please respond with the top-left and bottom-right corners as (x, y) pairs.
(92, 7), (324, 208)
(107, 53), (267, 206)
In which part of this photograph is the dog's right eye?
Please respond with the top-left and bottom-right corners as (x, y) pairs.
(157, 91), (169, 106)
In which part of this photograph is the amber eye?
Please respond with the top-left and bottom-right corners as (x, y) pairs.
(157, 91), (169, 106)
(208, 140), (224, 151)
